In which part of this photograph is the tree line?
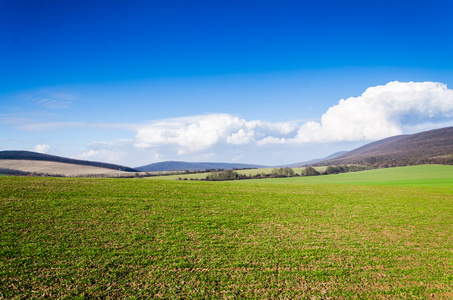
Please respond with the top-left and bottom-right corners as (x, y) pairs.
(202, 165), (371, 181)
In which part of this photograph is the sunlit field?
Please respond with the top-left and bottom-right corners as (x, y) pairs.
(246, 165), (453, 187)
(147, 167), (327, 181)
(1, 165), (452, 299)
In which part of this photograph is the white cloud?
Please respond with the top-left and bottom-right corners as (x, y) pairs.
(22, 91), (75, 109)
(132, 81), (453, 155)
(256, 136), (287, 146)
(134, 114), (239, 153)
(134, 114), (297, 154)
(34, 144), (50, 153)
(226, 129), (255, 145)
(37, 98), (72, 109)
(291, 81), (453, 143)
(112, 81), (453, 160)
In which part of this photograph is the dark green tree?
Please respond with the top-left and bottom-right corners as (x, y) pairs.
(302, 166), (319, 176)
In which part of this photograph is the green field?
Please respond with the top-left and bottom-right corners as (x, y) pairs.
(248, 165), (453, 187)
(1, 165), (453, 298)
(147, 167), (328, 180)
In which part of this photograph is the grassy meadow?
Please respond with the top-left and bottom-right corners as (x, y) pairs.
(1, 165), (453, 299)
(247, 165), (453, 187)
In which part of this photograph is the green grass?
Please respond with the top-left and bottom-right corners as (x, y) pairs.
(1, 166), (453, 299)
(250, 165), (453, 187)
(148, 167), (327, 180)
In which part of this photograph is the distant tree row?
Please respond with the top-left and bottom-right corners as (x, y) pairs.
(201, 165), (371, 181)
(301, 166), (320, 176)
(205, 169), (243, 181)
(0, 168), (65, 177)
(324, 165), (369, 174)
(271, 167), (295, 177)
(321, 154), (453, 168)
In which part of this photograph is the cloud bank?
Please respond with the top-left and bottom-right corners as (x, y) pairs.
(134, 114), (297, 154)
(132, 81), (453, 154)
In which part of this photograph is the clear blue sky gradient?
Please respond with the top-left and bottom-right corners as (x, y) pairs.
(1, 0), (453, 166)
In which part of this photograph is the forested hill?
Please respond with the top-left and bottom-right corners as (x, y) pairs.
(136, 161), (267, 172)
(0, 150), (139, 172)
(316, 127), (453, 167)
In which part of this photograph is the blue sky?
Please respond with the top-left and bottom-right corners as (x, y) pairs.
(1, 0), (453, 167)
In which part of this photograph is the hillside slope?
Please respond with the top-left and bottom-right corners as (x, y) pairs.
(0, 150), (139, 172)
(317, 127), (453, 167)
(283, 151), (348, 167)
(0, 160), (135, 177)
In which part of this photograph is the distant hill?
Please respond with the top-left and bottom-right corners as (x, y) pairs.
(283, 151), (348, 167)
(0, 150), (139, 172)
(136, 161), (267, 172)
(315, 127), (453, 167)
(0, 160), (137, 177)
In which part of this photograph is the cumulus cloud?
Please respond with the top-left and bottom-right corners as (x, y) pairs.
(135, 114), (240, 153)
(34, 144), (50, 153)
(134, 114), (297, 154)
(291, 81), (453, 143)
(226, 129), (255, 145)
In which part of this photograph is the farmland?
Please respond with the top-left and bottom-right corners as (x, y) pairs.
(246, 165), (453, 187)
(0, 159), (134, 178)
(1, 166), (453, 299)
(147, 167), (328, 180)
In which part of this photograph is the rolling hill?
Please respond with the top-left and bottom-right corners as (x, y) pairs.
(0, 150), (139, 172)
(0, 160), (137, 177)
(315, 127), (453, 167)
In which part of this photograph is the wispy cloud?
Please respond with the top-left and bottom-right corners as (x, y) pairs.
(0, 115), (34, 125)
(36, 98), (72, 109)
(17, 122), (140, 132)
(18, 122), (87, 131)
(24, 91), (75, 109)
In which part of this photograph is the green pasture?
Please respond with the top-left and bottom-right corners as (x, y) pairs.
(250, 165), (453, 187)
(1, 165), (453, 298)
(148, 167), (327, 180)
(148, 165), (453, 188)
